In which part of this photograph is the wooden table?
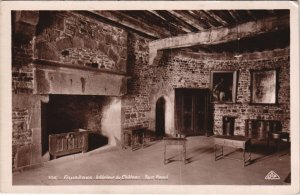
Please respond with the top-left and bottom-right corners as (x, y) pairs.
(122, 127), (145, 151)
(214, 135), (251, 167)
(163, 137), (187, 165)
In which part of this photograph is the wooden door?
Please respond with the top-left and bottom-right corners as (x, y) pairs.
(175, 89), (210, 136)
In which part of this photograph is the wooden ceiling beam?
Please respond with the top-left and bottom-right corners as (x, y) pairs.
(186, 10), (211, 29)
(149, 14), (289, 64)
(167, 10), (205, 31)
(147, 10), (168, 21)
(105, 11), (172, 37)
(154, 10), (192, 33)
(146, 10), (187, 35)
(119, 10), (183, 37)
(227, 10), (239, 23)
(204, 10), (230, 26)
(197, 10), (223, 27)
(80, 11), (170, 39)
(158, 10), (196, 32)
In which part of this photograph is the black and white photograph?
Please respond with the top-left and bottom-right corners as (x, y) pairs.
(0, 1), (299, 194)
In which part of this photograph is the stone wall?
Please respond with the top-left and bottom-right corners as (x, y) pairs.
(12, 11), (127, 169)
(12, 108), (32, 168)
(12, 65), (34, 94)
(165, 50), (290, 135)
(12, 11), (39, 94)
(12, 34), (35, 94)
(12, 94), (48, 169)
(35, 11), (127, 72)
(121, 33), (152, 129)
(124, 38), (290, 135)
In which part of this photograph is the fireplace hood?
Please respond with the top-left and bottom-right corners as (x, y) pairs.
(33, 60), (128, 96)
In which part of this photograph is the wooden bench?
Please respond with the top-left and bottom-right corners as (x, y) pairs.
(214, 135), (251, 167)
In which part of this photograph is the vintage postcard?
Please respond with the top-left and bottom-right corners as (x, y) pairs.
(0, 1), (299, 194)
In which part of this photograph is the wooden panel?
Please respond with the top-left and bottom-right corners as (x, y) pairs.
(175, 88), (211, 136)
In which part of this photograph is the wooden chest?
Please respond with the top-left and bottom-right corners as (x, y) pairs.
(49, 129), (89, 159)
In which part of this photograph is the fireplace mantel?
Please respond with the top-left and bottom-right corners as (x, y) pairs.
(33, 60), (128, 96)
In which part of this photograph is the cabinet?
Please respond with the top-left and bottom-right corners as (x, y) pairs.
(175, 88), (211, 136)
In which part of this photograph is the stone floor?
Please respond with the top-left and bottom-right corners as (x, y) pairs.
(13, 136), (290, 185)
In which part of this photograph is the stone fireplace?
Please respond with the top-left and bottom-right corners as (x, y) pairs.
(41, 95), (121, 159)
(12, 63), (126, 167)
(35, 62), (126, 162)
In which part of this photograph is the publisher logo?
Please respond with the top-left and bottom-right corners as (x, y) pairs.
(265, 170), (280, 180)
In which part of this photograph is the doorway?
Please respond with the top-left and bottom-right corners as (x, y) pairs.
(155, 97), (166, 137)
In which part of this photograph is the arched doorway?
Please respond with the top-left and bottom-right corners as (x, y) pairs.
(155, 97), (166, 137)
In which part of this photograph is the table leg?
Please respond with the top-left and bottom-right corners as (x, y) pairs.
(164, 143), (167, 164)
(131, 134), (134, 151)
(122, 133), (126, 149)
(221, 146), (224, 158)
(249, 145), (251, 162)
(142, 132), (145, 148)
(214, 145), (216, 161)
(183, 143), (186, 164)
(243, 148), (246, 167)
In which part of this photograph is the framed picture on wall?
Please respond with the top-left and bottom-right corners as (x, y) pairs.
(250, 69), (278, 104)
(210, 70), (237, 103)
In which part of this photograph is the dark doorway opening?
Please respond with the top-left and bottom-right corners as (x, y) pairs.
(155, 97), (166, 137)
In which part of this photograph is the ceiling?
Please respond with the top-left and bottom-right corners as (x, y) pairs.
(81, 10), (290, 53)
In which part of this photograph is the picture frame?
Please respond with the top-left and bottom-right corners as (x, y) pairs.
(250, 69), (278, 104)
(210, 70), (237, 103)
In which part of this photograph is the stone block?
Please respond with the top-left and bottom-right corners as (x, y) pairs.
(56, 37), (73, 50)
(120, 47), (127, 59)
(108, 49), (119, 63)
(72, 36), (84, 48)
(98, 41), (110, 54)
(84, 38), (98, 50)
(117, 58), (127, 72)
(35, 42), (60, 61)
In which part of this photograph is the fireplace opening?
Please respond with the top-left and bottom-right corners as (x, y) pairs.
(41, 95), (121, 160)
